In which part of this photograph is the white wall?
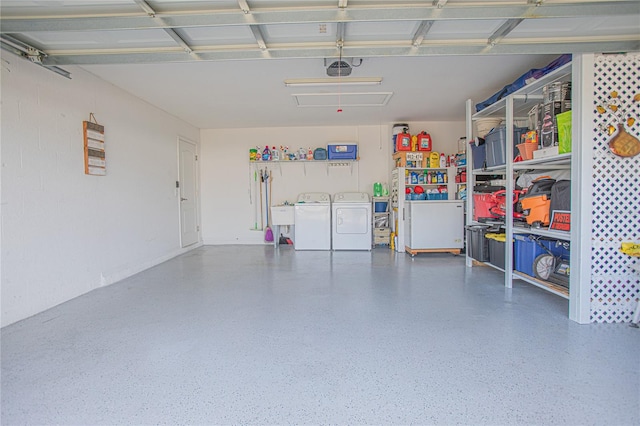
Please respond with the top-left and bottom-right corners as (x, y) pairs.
(200, 121), (464, 244)
(1, 57), (200, 327)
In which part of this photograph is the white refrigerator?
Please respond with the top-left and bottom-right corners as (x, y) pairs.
(404, 200), (464, 250)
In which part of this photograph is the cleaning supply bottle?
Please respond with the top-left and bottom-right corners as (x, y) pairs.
(373, 182), (382, 197)
(262, 145), (271, 161)
(440, 152), (446, 167)
(272, 146), (280, 161)
(307, 147), (313, 161)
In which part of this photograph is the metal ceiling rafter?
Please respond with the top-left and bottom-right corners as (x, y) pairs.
(2, 2), (639, 33)
(134, 0), (197, 57)
(38, 37), (640, 66)
(432, 0), (448, 8)
(0, 34), (71, 78)
(412, 21), (435, 47)
(250, 25), (268, 51)
(237, 0), (251, 15)
(488, 18), (525, 47)
(236, 0), (269, 52)
(336, 22), (346, 47)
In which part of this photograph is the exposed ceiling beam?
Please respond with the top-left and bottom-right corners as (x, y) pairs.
(0, 34), (71, 78)
(133, 0), (197, 58)
(237, 0), (251, 14)
(336, 22), (346, 47)
(133, 0), (156, 17)
(235, 0), (269, 52)
(488, 18), (525, 47)
(338, 0), (348, 8)
(39, 37), (640, 66)
(412, 21), (435, 47)
(164, 28), (194, 55)
(249, 25), (267, 51)
(432, 0), (449, 8)
(2, 2), (638, 33)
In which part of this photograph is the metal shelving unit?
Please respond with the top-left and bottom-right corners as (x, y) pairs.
(465, 62), (576, 300)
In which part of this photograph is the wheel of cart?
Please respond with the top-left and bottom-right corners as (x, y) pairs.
(530, 236), (570, 288)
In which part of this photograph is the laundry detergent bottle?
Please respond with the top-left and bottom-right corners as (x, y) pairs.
(262, 145), (271, 161)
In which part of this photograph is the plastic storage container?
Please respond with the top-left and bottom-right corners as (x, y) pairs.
(466, 225), (491, 262)
(488, 238), (506, 269)
(374, 201), (388, 212)
(328, 144), (357, 160)
(514, 235), (570, 277)
(469, 139), (487, 170)
(484, 126), (528, 167)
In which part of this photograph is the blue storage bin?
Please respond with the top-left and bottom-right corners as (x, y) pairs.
(427, 193), (447, 200)
(485, 126), (528, 167)
(514, 235), (570, 277)
(469, 140), (486, 170)
(374, 201), (388, 212)
(328, 144), (357, 160)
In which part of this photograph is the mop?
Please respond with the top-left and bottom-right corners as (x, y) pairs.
(264, 170), (274, 242)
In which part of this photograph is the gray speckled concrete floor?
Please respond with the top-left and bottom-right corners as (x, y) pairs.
(2, 245), (639, 425)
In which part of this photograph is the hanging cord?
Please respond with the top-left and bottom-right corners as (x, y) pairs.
(337, 43), (343, 113)
(89, 113), (99, 124)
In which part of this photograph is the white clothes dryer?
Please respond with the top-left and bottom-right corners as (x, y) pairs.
(332, 192), (372, 250)
(294, 192), (331, 250)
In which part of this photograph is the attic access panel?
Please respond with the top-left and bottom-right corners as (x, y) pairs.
(292, 92), (393, 107)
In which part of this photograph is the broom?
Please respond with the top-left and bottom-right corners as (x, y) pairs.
(264, 170), (274, 242)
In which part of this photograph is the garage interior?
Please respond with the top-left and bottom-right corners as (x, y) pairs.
(1, 1), (640, 424)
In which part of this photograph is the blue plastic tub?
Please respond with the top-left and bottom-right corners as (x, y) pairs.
(374, 201), (388, 212)
(470, 141), (486, 170)
(514, 234), (570, 277)
(485, 126), (528, 167)
(328, 144), (357, 160)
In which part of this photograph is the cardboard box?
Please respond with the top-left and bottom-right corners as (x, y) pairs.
(393, 151), (427, 168)
(374, 227), (391, 237)
(532, 146), (559, 159)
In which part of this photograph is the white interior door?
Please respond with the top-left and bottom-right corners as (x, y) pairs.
(179, 138), (199, 248)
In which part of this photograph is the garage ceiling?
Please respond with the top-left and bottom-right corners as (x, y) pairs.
(1, 1), (639, 129)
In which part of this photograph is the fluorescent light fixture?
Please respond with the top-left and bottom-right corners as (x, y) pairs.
(284, 77), (382, 87)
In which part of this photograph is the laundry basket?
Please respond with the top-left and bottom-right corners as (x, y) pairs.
(475, 118), (502, 138)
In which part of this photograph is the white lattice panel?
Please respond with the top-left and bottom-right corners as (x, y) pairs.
(590, 53), (640, 323)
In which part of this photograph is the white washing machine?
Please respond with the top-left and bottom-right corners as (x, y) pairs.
(332, 192), (372, 250)
(294, 192), (331, 250)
